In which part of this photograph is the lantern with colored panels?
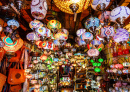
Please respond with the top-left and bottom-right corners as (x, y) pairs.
(2, 36), (23, 52)
(81, 32), (93, 44)
(78, 39), (86, 46)
(101, 26), (115, 41)
(53, 0), (90, 14)
(114, 64), (123, 69)
(84, 17), (100, 33)
(110, 6), (130, 27)
(35, 27), (51, 38)
(47, 20), (61, 33)
(91, 0), (111, 11)
(31, 0), (47, 20)
(29, 20), (43, 30)
(113, 28), (129, 43)
(94, 67), (101, 72)
(91, 39), (101, 48)
(87, 49), (99, 57)
(41, 41), (54, 50)
(40, 54), (47, 61)
(7, 19), (19, 30)
(76, 29), (86, 37)
(26, 32), (40, 42)
(98, 11), (111, 24)
(62, 29), (69, 36)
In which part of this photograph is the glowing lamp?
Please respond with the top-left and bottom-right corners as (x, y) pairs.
(0, 40), (5, 47)
(76, 29), (86, 37)
(110, 6), (130, 27)
(31, 0), (47, 20)
(55, 32), (68, 40)
(26, 32), (40, 41)
(90, 59), (95, 63)
(81, 32), (93, 43)
(40, 54), (47, 61)
(91, 0), (110, 11)
(114, 64), (123, 69)
(87, 49), (99, 57)
(29, 20), (43, 30)
(94, 68), (101, 72)
(7, 19), (19, 30)
(98, 58), (103, 63)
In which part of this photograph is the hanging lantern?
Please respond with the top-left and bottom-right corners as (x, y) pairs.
(0, 25), (2, 32)
(98, 58), (103, 63)
(84, 17), (100, 33)
(47, 20), (61, 33)
(35, 27), (51, 38)
(91, 0), (111, 11)
(113, 28), (129, 43)
(76, 29), (86, 37)
(40, 54), (47, 61)
(0, 39), (5, 47)
(114, 64), (123, 69)
(101, 26), (115, 41)
(62, 29), (69, 36)
(91, 39), (101, 48)
(94, 67), (101, 72)
(81, 32), (93, 44)
(29, 20), (43, 30)
(90, 59), (95, 63)
(7, 19), (19, 30)
(26, 32), (40, 42)
(87, 49), (99, 57)
(4, 27), (13, 34)
(31, 0), (47, 20)
(53, 0), (90, 14)
(110, 6), (130, 27)
(98, 11), (111, 23)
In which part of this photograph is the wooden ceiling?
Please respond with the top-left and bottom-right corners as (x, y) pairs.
(0, 0), (130, 42)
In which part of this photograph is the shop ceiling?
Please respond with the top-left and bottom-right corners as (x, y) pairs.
(0, 0), (130, 41)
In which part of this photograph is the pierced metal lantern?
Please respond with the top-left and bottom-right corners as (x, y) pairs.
(31, 0), (47, 20)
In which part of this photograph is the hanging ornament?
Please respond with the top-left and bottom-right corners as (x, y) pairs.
(26, 32), (40, 42)
(61, 29), (69, 36)
(29, 20), (43, 30)
(101, 26), (115, 41)
(76, 29), (86, 37)
(7, 19), (19, 30)
(81, 32), (93, 44)
(91, 0), (111, 11)
(47, 20), (61, 33)
(31, 0), (47, 20)
(91, 39), (101, 48)
(87, 49), (99, 57)
(94, 67), (101, 72)
(110, 6), (130, 27)
(113, 28), (129, 43)
(98, 58), (103, 63)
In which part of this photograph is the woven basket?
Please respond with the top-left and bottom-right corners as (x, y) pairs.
(0, 73), (7, 92)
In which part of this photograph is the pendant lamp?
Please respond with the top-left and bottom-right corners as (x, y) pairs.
(29, 20), (43, 30)
(7, 19), (19, 30)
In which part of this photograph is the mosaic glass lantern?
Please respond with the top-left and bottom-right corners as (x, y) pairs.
(76, 29), (86, 37)
(40, 54), (47, 61)
(81, 32), (93, 44)
(53, 0), (90, 14)
(29, 20), (43, 30)
(110, 6), (130, 27)
(7, 19), (19, 30)
(113, 28), (129, 43)
(62, 29), (69, 36)
(31, 0), (47, 20)
(26, 32), (40, 42)
(84, 17), (100, 33)
(91, 0), (111, 11)
(47, 20), (61, 33)
(0, 25), (2, 32)
(87, 49), (99, 57)
(101, 26), (115, 41)
(91, 39), (101, 48)
(55, 32), (68, 41)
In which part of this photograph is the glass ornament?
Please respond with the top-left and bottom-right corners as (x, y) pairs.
(91, 0), (110, 11)
(114, 64), (123, 69)
(113, 28), (129, 43)
(62, 29), (69, 35)
(81, 32), (93, 41)
(76, 29), (86, 37)
(110, 6), (130, 24)
(0, 40), (5, 47)
(54, 32), (68, 40)
(94, 67), (101, 72)
(31, 0), (47, 20)
(7, 19), (19, 30)
(47, 20), (61, 30)
(90, 59), (94, 63)
(98, 58), (103, 63)
(91, 39), (101, 46)
(53, 0), (90, 14)
(29, 20), (43, 30)
(26, 32), (40, 41)
(87, 49), (99, 57)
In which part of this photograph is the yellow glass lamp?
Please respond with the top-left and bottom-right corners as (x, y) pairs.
(53, 0), (90, 21)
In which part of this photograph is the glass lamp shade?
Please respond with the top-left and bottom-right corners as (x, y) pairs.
(76, 29), (86, 37)
(81, 32), (93, 41)
(35, 27), (51, 38)
(101, 26), (115, 38)
(84, 17), (100, 30)
(29, 20), (43, 29)
(94, 67), (101, 72)
(7, 19), (19, 30)
(47, 20), (61, 30)
(53, 40), (60, 46)
(98, 58), (103, 63)
(53, 0), (90, 14)
(2, 36), (23, 52)
(91, 0), (110, 11)
(54, 32), (68, 40)
(26, 32), (40, 41)
(98, 11), (111, 23)
(42, 41), (54, 50)
(40, 54), (47, 61)
(114, 64), (123, 69)
(62, 29), (69, 35)
(87, 49), (99, 57)
(110, 6), (130, 23)
(0, 25), (3, 32)
(31, 0), (47, 20)
(4, 27), (13, 34)
(91, 39), (101, 46)
(113, 28), (129, 43)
